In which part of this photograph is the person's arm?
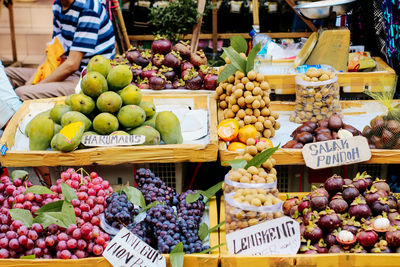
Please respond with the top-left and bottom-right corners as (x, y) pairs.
(39, 51), (83, 84)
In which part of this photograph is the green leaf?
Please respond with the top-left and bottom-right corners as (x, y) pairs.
(35, 200), (63, 214)
(217, 63), (238, 83)
(185, 191), (201, 204)
(246, 42), (262, 74)
(33, 212), (67, 229)
(209, 221), (225, 233)
(222, 159), (247, 170)
(202, 181), (223, 199)
(230, 36), (248, 54)
(222, 47), (246, 73)
(61, 201), (76, 227)
(20, 255), (36, 259)
(139, 201), (164, 214)
(220, 51), (227, 59)
(198, 243), (226, 254)
(24, 185), (55, 195)
(245, 145), (280, 169)
(11, 170), (29, 182)
(170, 242), (184, 267)
(123, 186), (146, 208)
(60, 183), (77, 202)
(9, 209), (33, 228)
(198, 223), (209, 241)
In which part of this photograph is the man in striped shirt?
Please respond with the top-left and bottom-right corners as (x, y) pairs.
(5, 0), (115, 100)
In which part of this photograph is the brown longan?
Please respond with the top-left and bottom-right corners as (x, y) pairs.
(255, 122), (264, 131)
(246, 138), (256, 146)
(261, 107), (270, 116)
(260, 81), (269, 90)
(245, 95), (254, 104)
(251, 116), (257, 124)
(256, 73), (264, 82)
(244, 91), (252, 98)
(263, 120), (272, 129)
(247, 70), (257, 80)
(219, 94), (226, 101)
(244, 116), (252, 124)
(252, 100), (261, 109)
(219, 101), (227, 109)
(241, 77), (250, 84)
(234, 88), (243, 98)
(237, 97), (246, 107)
(237, 109), (246, 119)
(245, 82), (254, 91)
(245, 108), (253, 115)
(232, 104), (240, 113)
(253, 109), (261, 117)
(274, 121), (281, 130)
(253, 87), (262, 96)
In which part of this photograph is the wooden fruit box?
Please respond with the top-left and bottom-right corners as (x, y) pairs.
(219, 195), (400, 267)
(0, 197), (219, 267)
(0, 93), (218, 167)
(219, 100), (400, 165)
(263, 57), (396, 95)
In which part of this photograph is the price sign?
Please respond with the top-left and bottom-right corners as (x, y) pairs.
(81, 135), (145, 147)
(103, 227), (166, 267)
(226, 216), (300, 255)
(302, 136), (371, 169)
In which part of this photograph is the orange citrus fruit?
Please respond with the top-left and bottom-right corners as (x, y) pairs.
(238, 125), (258, 143)
(259, 137), (273, 148)
(227, 142), (247, 152)
(218, 119), (239, 142)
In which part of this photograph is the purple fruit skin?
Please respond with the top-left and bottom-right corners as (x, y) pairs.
(149, 76), (166, 90)
(165, 82), (174, 89)
(342, 186), (360, 203)
(141, 70), (157, 80)
(386, 230), (400, 247)
(298, 200), (310, 214)
(328, 245), (343, 253)
(126, 50), (141, 64)
(353, 179), (369, 193)
(342, 225), (359, 235)
(304, 227), (323, 243)
(349, 204), (371, 220)
(152, 39), (172, 54)
(163, 53), (181, 69)
(329, 198), (348, 214)
(371, 201), (390, 216)
(324, 175), (345, 196)
(136, 56), (151, 67)
(318, 214), (341, 232)
(163, 70), (176, 81)
(325, 233), (337, 247)
(310, 196), (328, 212)
(357, 231), (377, 247)
(186, 75), (203, 90)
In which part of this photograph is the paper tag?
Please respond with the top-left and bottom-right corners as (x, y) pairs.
(230, 1), (242, 13)
(302, 136), (371, 169)
(0, 145), (7, 156)
(226, 216), (300, 255)
(268, 2), (277, 13)
(81, 135), (146, 147)
(103, 227), (166, 267)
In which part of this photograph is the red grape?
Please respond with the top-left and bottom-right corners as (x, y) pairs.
(0, 248), (9, 258)
(92, 244), (103, 255)
(67, 238), (77, 249)
(27, 230), (38, 241)
(60, 249), (71, 259)
(31, 223), (43, 234)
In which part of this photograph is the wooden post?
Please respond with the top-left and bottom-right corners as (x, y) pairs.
(111, 0), (131, 51)
(190, 0), (207, 53)
(285, 0), (317, 32)
(212, 0), (218, 53)
(8, 0), (17, 62)
(252, 0), (259, 31)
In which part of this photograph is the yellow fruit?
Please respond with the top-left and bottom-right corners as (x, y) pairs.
(227, 142), (247, 152)
(218, 119), (240, 142)
(247, 70), (257, 80)
(238, 125), (258, 143)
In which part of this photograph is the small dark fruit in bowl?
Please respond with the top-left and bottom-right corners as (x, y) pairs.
(190, 50), (207, 67)
(290, 123), (314, 137)
(349, 197), (371, 220)
(324, 174), (344, 196)
(151, 35), (172, 54)
(163, 51), (182, 69)
(293, 142), (304, 149)
(125, 47), (141, 64)
(370, 116), (385, 134)
(328, 244), (344, 253)
(173, 40), (191, 59)
(324, 233), (338, 247)
(329, 194), (348, 214)
(342, 185), (360, 203)
(316, 133), (332, 142)
(363, 125), (373, 138)
(314, 127), (331, 135)
(386, 120), (400, 134)
(183, 68), (203, 90)
(328, 113), (343, 131)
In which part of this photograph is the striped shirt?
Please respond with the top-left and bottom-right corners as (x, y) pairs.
(52, 0), (116, 72)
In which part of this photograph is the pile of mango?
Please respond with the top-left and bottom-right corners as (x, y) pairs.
(26, 55), (183, 152)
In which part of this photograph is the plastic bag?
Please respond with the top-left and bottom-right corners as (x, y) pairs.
(290, 65), (341, 124)
(362, 84), (400, 149)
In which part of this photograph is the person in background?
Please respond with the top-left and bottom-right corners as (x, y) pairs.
(5, 0), (115, 101)
(0, 59), (22, 137)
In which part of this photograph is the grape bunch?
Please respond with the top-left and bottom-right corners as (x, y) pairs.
(136, 168), (179, 206)
(105, 192), (139, 228)
(126, 221), (153, 246)
(178, 190), (205, 229)
(0, 168), (113, 259)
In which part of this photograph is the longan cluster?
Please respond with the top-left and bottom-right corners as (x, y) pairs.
(291, 67), (341, 124)
(216, 68), (280, 139)
(225, 189), (283, 233)
(226, 165), (277, 186)
(235, 137), (275, 162)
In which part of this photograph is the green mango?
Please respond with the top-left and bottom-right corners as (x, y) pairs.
(50, 104), (72, 124)
(120, 85), (142, 105)
(51, 121), (85, 152)
(86, 55), (112, 78)
(155, 111), (183, 144)
(69, 94), (95, 115)
(143, 113), (158, 128)
(29, 115), (54, 150)
(25, 110), (51, 137)
(139, 101), (156, 119)
(93, 113), (119, 135)
(80, 71), (108, 98)
(107, 65), (132, 91)
(61, 111), (92, 132)
(129, 125), (160, 145)
(117, 105), (146, 129)
(54, 123), (62, 134)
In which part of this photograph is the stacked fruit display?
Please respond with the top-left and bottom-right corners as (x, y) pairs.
(112, 36), (218, 90)
(104, 168), (210, 254)
(283, 114), (361, 148)
(0, 169), (111, 259)
(223, 148), (282, 234)
(363, 115), (400, 149)
(26, 55), (184, 152)
(283, 172), (400, 253)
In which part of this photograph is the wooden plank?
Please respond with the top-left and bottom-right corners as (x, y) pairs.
(128, 32), (313, 41)
(0, 94), (218, 167)
(211, 0), (218, 53)
(219, 100), (400, 165)
(191, 0), (207, 53)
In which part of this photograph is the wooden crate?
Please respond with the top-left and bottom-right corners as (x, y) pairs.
(0, 93), (218, 167)
(0, 197), (219, 267)
(219, 195), (400, 267)
(219, 100), (400, 165)
(263, 57), (396, 95)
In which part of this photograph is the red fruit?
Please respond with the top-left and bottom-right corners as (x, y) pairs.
(45, 236), (55, 247)
(26, 238), (34, 250)
(357, 229), (378, 247)
(283, 197), (299, 215)
(126, 47), (141, 64)
(93, 244), (104, 255)
(310, 187), (329, 199)
(67, 239), (78, 249)
(173, 41), (191, 59)
(373, 179), (390, 193)
(371, 199), (390, 216)
(310, 195), (328, 212)
(365, 188), (388, 206)
(5, 185), (16, 195)
(152, 54), (165, 68)
(352, 178), (369, 193)
(136, 51), (152, 67)
(385, 228), (400, 247)
(60, 249), (71, 259)
(149, 75), (167, 90)
(304, 224), (323, 243)
(57, 233), (68, 242)
(190, 50), (207, 67)
(13, 178), (22, 187)
(324, 174), (344, 196)
(0, 238), (8, 249)
(11, 220), (23, 231)
(91, 216), (101, 226)
(152, 36), (172, 54)
(31, 223), (43, 234)
(77, 239), (87, 250)
(183, 68), (203, 90)
(81, 223), (93, 236)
